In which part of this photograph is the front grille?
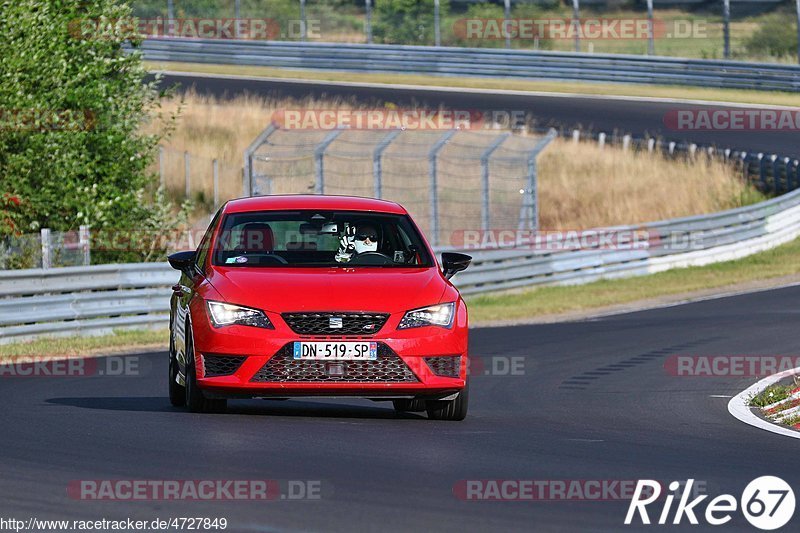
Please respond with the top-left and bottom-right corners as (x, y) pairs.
(282, 312), (390, 336)
(203, 355), (245, 377)
(425, 356), (462, 378)
(251, 344), (418, 383)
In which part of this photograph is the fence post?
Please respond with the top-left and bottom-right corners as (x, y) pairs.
(213, 158), (220, 207)
(167, 0), (175, 37)
(40, 228), (51, 270)
(234, 0), (241, 39)
(480, 133), (510, 231)
(723, 0), (731, 59)
(243, 123), (278, 197)
(79, 225), (91, 266)
(300, 0), (307, 41)
(373, 129), (402, 198)
(184, 151), (190, 199)
(428, 130), (458, 247)
(571, 0), (580, 52)
(504, 0), (511, 49)
(434, 0), (441, 46)
(314, 129), (344, 195)
(365, 0), (373, 44)
(646, 0), (655, 55)
(519, 129), (558, 232)
(158, 146), (165, 189)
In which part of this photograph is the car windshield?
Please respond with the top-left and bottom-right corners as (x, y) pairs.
(212, 210), (433, 268)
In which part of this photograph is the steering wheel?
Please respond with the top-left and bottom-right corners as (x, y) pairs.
(349, 252), (394, 266)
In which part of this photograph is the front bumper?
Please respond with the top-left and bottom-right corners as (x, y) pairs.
(189, 301), (468, 399)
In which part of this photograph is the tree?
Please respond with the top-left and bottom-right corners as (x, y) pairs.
(373, 0), (449, 45)
(0, 0), (176, 255)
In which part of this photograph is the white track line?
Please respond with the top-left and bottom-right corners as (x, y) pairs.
(728, 367), (800, 440)
(153, 70), (800, 110)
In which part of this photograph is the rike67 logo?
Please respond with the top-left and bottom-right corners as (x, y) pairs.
(625, 477), (795, 530)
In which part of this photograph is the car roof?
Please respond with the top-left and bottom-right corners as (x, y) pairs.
(224, 195), (408, 215)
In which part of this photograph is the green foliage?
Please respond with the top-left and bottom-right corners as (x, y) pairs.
(374, 0), (448, 45)
(744, 14), (797, 59)
(0, 0), (181, 264)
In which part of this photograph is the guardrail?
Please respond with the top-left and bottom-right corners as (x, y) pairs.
(4, 187), (800, 344)
(138, 38), (800, 92)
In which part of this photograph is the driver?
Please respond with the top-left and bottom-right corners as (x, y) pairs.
(335, 222), (380, 263)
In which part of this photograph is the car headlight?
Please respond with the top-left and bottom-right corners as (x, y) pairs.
(398, 302), (455, 329)
(207, 301), (274, 329)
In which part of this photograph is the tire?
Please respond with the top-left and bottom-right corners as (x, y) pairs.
(168, 354), (186, 407)
(392, 399), (427, 412)
(184, 330), (227, 414)
(426, 384), (469, 421)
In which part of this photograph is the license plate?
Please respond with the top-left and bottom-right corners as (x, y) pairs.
(293, 341), (378, 360)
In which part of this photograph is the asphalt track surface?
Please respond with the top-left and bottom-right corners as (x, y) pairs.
(2, 286), (799, 531)
(159, 73), (800, 158)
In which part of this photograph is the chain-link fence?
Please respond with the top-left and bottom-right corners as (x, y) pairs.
(0, 227), (90, 270)
(245, 128), (556, 248)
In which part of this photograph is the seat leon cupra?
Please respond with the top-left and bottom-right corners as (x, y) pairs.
(167, 195), (472, 420)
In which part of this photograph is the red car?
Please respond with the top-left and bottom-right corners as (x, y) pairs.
(167, 195), (472, 420)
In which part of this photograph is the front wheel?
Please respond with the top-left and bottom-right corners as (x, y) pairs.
(168, 355), (186, 407)
(184, 331), (227, 414)
(426, 384), (469, 421)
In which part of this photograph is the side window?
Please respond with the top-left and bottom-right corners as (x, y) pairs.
(195, 209), (223, 272)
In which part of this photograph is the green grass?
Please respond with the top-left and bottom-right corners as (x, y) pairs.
(748, 384), (795, 408)
(0, 329), (167, 359)
(146, 61), (800, 108)
(468, 236), (800, 324)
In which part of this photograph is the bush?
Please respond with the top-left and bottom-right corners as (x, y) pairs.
(744, 14), (797, 59)
(374, 0), (449, 45)
(0, 0), (181, 264)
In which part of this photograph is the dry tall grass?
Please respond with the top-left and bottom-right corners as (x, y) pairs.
(148, 92), (759, 234)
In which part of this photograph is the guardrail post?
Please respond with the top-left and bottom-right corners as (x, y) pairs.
(572, 129), (580, 143)
(365, 0), (373, 44)
(184, 151), (190, 199)
(481, 133), (510, 231)
(40, 228), (51, 270)
(792, 160), (800, 191)
(622, 135), (631, 151)
(519, 129), (558, 232)
(213, 158), (220, 207)
(598, 132), (606, 149)
(428, 130), (458, 247)
(373, 129), (402, 199)
(243, 123), (278, 197)
(689, 144), (697, 157)
(647, 138), (655, 152)
(771, 154), (780, 193)
(79, 225), (91, 266)
(314, 129), (344, 195)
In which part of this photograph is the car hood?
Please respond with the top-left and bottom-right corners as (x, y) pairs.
(207, 266), (449, 314)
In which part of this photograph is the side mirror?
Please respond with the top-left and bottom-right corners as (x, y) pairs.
(168, 251), (197, 274)
(441, 252), (472, 280)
